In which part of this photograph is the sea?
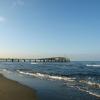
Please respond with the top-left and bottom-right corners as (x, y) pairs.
(0, 61), (100, 100)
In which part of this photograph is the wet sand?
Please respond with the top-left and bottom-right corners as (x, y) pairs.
(0, 74), (37, 100)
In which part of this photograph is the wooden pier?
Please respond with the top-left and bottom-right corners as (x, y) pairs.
(0, 57), (70, 63)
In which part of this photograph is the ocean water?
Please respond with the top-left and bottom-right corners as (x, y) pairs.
(0, 61), (100, 100)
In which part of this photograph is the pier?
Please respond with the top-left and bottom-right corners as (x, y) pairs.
(0, 57), (70, 63)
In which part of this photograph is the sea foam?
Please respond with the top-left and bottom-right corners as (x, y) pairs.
(17, 70), (75, 82)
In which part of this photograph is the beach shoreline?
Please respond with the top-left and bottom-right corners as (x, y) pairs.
(0, 74), (37, 100)
(0, 72), (100, 100)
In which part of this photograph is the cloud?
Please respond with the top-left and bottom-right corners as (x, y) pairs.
(0, 16), (6, 22)
(12, 0), (24, 8)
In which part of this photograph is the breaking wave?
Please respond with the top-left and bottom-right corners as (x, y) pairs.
(17, 70), (75, 82)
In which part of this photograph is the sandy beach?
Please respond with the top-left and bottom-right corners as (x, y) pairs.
(0, 74), (37, 100)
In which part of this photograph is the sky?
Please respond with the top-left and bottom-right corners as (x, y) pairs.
(0, 0), (100, 60)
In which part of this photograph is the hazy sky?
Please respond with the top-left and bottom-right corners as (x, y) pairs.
(0, 0), (100, 60)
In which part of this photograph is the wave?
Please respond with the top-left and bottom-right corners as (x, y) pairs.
(86, 64), (100, 67)
(16, 70), (100, 98)
(66, 73), (100, 77)
(77, 80), (100, 98)
(79, 80), (100, 88)
(76, 86), (100, 98)
(31, 62), (40, 64)
(17, 69), (100, 79)
(17, 70), (75, 82)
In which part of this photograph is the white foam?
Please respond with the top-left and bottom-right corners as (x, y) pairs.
(31, 62), (39, 64)
(86, 64), (100, 67)
(88, 91), (100, 98)
(77, 86), (100, 98)
(17, 70), (75, 82)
